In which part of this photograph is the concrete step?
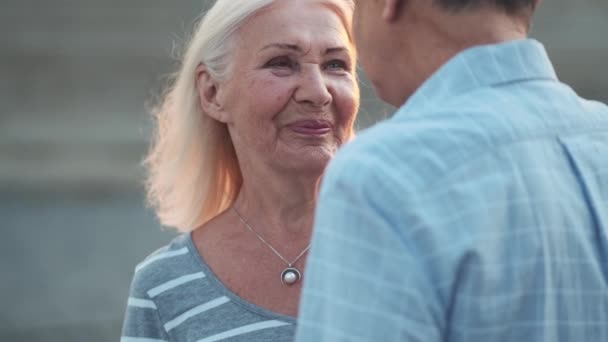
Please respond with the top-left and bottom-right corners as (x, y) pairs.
(0, 0), (205, 57)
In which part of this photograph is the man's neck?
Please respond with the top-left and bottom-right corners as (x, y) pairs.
(388, 7), (529, 106)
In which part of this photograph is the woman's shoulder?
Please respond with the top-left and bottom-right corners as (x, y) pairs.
(127, 234), (202, 297)
(124, 233), (297, 340)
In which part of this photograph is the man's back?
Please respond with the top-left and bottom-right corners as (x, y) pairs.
(296, 40), (608, 341)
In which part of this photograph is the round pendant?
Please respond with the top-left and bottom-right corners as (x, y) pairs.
(281, 267), (301, 286)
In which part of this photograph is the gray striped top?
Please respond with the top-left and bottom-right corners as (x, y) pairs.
(121, 234), (296, 342)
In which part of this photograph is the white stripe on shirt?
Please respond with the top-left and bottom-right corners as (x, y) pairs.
(121, 337), (167, 342)
(127, 297), (157, 309)
(147, 272), (205, 298)
(164, 296), (230, 332)
(135, 247), (189, 272)
(196, 320), (291, 342)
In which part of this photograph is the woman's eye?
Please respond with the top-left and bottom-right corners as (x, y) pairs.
(265, 56), (296, 69)
(325, 59), (349, 71)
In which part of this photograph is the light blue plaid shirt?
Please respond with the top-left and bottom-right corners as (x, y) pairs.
(296, 39), (608, 342)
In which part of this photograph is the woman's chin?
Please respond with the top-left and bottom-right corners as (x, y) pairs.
(280, 148), (334, 175)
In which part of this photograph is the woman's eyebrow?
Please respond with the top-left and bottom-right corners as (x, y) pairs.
(324, 46), (349, 55)
(260, 43), (303, 52)
(260, 44), (349, 56)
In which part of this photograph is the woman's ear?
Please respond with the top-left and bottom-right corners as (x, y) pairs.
(196, 64), (230, 123)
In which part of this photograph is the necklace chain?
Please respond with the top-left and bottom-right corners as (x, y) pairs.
(231, 206), (311, 267)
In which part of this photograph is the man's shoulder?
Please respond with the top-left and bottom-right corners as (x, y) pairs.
(331, 106), (491, 191)
(339, 83), (608, 186)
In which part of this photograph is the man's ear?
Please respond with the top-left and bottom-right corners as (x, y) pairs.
(195, 64), (230, 123)
(382, 0), (405, 22)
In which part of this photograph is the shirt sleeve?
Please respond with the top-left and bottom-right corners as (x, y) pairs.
(295, 154), (444, 342)
(120, 270), (171, 342)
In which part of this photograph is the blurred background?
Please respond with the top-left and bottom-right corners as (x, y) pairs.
(1, 0), (606, 341)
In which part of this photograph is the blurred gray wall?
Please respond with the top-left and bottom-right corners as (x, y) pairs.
(1, 1), (607, 341)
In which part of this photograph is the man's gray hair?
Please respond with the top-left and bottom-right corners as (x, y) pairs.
(434, 0), (536, 13)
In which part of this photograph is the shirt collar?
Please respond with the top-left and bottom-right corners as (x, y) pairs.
(396, 39), (558, 117)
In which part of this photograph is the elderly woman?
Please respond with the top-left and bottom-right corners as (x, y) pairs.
(121, 0), (358, 341)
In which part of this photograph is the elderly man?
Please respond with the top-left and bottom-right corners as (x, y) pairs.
(296, 0), (608, 341)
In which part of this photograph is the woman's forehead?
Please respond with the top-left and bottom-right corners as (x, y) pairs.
(237, 4), (352, 53)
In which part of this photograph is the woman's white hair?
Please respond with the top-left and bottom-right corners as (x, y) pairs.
(145, 0), (355, 232)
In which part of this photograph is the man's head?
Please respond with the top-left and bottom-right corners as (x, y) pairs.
(353, 0), (541, 106)
(434, 0), (536, 13)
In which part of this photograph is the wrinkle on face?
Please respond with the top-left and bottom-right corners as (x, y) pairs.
(214, 0), (358, 175)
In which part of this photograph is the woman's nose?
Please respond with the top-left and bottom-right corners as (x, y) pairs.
(294, 65), (332, 108)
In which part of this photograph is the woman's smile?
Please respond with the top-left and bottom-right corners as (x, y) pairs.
(287, 119), (333, 136)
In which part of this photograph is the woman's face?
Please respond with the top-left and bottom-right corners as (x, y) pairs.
(215, 0), (359, 175)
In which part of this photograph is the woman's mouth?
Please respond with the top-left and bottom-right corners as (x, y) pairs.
(288, 120), (333, 136)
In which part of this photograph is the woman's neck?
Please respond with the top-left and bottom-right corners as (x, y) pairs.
(231, 168), (320, 240)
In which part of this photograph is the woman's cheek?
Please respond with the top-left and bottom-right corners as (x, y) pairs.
(253, 76), (294, 111)
(335, 82), (359, 123)
(336, 81), (358, 144)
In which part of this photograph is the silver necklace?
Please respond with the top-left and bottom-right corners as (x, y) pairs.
(231, 206), (311, 286)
